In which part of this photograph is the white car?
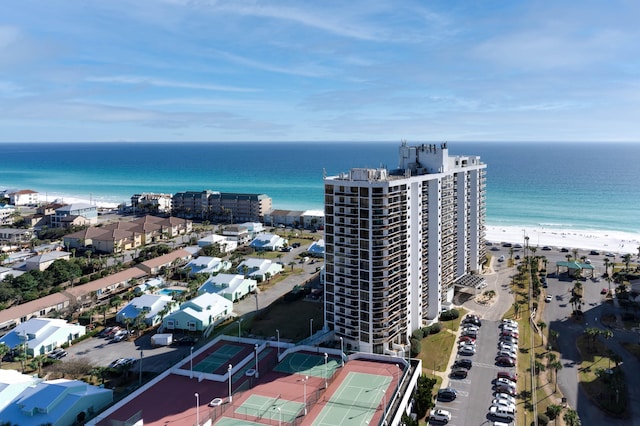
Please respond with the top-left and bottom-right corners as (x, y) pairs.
(545, 295), (553, 303)
(492, 399), (516, 411)
(494, 393), (517, 405)
(462, 325), (480, 333)
(499, 343), (518, 352)
(429, 409), (452, 422)
(459, 346), (476, 355)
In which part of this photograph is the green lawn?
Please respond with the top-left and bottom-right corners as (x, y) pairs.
(417, 329), (456, 372)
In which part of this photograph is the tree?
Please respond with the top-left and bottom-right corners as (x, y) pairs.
(563, 408), (581, 426)
(413, 374), (437, 419)
(97, 304), (109, 326)
(550, 329), (559, 345)
(622, 253), (632, 272)
(549, 360), (563, 393)
(0, 343), (9, 368)
(546, 404), (562, 424)
(603, 258), (611, 277)
(584, 327), (600, 351)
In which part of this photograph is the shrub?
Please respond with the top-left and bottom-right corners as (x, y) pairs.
(429, 323), (443, 334)
(537, 413), (550, 425)
(410, 338), (421, 356)
(412, 329), (424, 340)
(439, 309), (460, 321)
(421, 326), (431, 336)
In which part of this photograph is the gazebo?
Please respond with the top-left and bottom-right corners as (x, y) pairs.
(555, 260), (595, 279)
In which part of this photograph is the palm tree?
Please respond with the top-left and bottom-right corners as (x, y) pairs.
(547, 403), (562, 424)
(97, 304), (109, 326)
(550, 329), (559, 347)
(584, 327), (600, 351)
(550, 360), (563, 392)
(563, 408), (581, 426)
(604, 258), (611, 277)
(600, 329), (614, 367)
(622, 253), (632, 272)
(572, 248), (579, 262)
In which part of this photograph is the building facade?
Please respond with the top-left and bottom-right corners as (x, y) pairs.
(171, 190), (272, 222)
(323, 142), (486, 355)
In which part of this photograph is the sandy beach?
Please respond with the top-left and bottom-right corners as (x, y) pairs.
(486, 225), (640, 256)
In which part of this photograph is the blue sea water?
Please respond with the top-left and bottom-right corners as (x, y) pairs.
(1, 141), (639, 234)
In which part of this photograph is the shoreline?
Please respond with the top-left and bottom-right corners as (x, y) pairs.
(31, 193), (640, 257)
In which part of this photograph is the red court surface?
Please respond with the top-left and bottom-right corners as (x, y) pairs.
(94, 339), (405, 426)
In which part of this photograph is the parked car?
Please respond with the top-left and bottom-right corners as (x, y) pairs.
(492, 399), (516, 411)
(459, 335), (476, 344)
(451, 368), (468, 379)
(601, 288), (609, 295)
(462, 325), (480, 333)
(501, 330), (519, 339)
(47, 348), (67, 359)
(497, 371), (518, 382)
(494, 393), (517, 405)
(500, 336), (519, 346)
(501, 319), (518, 326)
(437, 388), (457, 402)
(429, 408), (452, 422)
(209, 398), (224, 407)
(495, 377), (517, 388)
(453, 359), (472, 370)
(493, 384), (517, 396)
(496, 356), (516, 367)
(489, 405), (515, 421)
(545, 295), (553, 303)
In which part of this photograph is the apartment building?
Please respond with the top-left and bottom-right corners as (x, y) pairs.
(171, 190), (272, 222)
(323, 142), (486, 355)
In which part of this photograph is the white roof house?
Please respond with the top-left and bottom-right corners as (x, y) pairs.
(183, 256), (231, 277)
(0, 370), (41, 413)
(197, 234), (238, 252)
(199, 273), (257, 302)
(162, 292), (233, 332)
(0, 318), (85, 357)
(0, 377), (112, 426)
(116, 294), (174, 327)
(237, 258), (284, 282)
(25, 251), (72, 271)
(249, 233), (286, 251)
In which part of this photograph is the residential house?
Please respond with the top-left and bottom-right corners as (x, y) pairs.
(0, 293), (70, 330)
(0, 204), (16, 225)
(307, 239), (325, 258)
(9, 189), (39, 206)
(0, 267), (23, 280)
(183, 256), (231, 277)
(0, 370), (41, 413)
(0, 377), (112, 426)
(199, 273), (257, 302)
(130, 193), (172, 214)
(63, 267), (147, 307)
(301, 210), (325, 230)
(52, 203), (98, 228)
(0, 228), (33, 244)
(161, 292), (232, 333)
(249, 233), (286, 251)
(0, 318), (85, 356)
(25, 251), (72, 271)
(137, 249), (192, 276)
(116, 294), (174, 327)
(222, 225), (251, 244)
(263, 209), (304, 228)
(197, 234), (238, 253)
(237, 258), (284, 282)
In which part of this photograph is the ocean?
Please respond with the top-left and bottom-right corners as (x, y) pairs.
(1, 141), (639, 234)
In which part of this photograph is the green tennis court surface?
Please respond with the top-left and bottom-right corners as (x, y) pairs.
(214, 418), (263, 426)
(274, 352), (340, 378)
(193, 344), (243, 373)
(312, 372), (392, 426)
(234, 394), (304, 423)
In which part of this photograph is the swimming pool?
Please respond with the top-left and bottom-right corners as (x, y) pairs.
(157, 288), (185, 296)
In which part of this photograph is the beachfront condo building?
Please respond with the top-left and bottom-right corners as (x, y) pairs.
(323, 142), (486, 355)
(171, 190), (272, 223)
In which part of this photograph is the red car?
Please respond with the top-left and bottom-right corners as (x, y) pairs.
(496, 356), (516, 367)
(459, 335), (476, 344)
(601, 288), (608, 295)
(501, 330), (519, 339)
(497, 371), (518, 382)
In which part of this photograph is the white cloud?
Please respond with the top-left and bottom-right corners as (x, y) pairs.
(85, 75), (258, 92)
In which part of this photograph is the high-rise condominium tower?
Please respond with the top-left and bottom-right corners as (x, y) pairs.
(323, 142), (486, 354)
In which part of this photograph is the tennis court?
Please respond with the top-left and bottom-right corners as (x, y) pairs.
(233, 394), (304, 423)
(274, 352), (340, 378)
(311, 372), (392, 426)
(193, 344), (243, 373)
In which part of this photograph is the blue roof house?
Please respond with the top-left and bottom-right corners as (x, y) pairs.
(116, 294), (174, 327)
(183, 256), (232, 277)
(307, 239), (325, 257)
(0, 318), (86, 356)
(237, 258), (284, 282)
(162, 292), (233, 332)
(199, 273), (257, 302)
(249, 233), (286, 251)
(0, 378), (112, 426)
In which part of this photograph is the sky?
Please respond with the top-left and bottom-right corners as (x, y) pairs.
(1, 0), (640, 143)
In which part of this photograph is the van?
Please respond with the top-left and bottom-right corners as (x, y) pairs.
(490, 405), (515, 420)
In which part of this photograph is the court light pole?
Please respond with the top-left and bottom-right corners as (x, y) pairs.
(277, 406), (282, 426)
(324, 352), (328, 388)
(309, 318), (313, 339)
(190, 346), (194, 379)
(195, 393), (200, 426)
(339, 336), (344, 366)
(237, 318), (243, 339)
(139, 350), (143, 386)
(255, 343), (259, 378)
(303, 375), (308, 415)
(276, 329), (280, 358)
(228, 364), (233, 403)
